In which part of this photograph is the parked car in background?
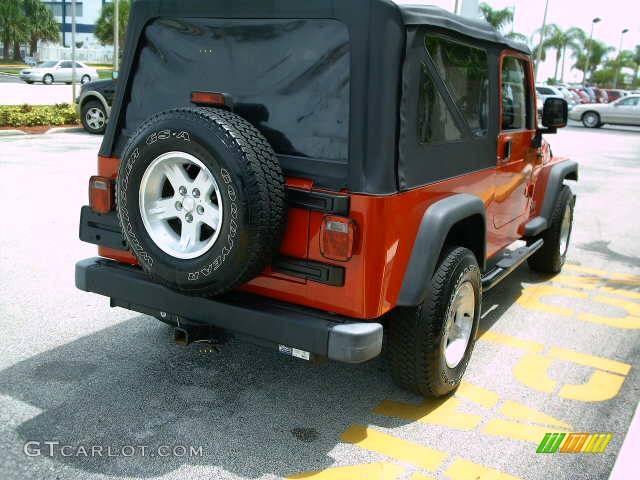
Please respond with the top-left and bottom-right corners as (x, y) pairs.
(19, 60), (98, 85)
(569, 94), (640, 127)
(536, 85), (576, 111)
(75, 79), (115, 134)
(605, 89), (626, 102)
(569, 88), (590, 104)
(593, 88), (609, 103)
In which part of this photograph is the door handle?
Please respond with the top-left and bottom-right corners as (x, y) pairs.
(502, 139), (512, 161)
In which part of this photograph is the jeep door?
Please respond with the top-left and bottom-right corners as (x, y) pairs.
(493, 53), (537, 233)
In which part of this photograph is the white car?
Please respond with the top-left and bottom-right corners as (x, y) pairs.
(568, 95), (640, 128)
(536, 85), (577, 110)
(19, 60), (98, 85)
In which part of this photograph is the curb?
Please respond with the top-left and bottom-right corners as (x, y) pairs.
(45, 126), (85, 134)
(0, 129), (27, 137)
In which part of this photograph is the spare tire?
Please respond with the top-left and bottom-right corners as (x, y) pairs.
(116, 106), (286, 295)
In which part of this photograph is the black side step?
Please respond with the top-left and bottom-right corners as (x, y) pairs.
(481, 239), (544, 291)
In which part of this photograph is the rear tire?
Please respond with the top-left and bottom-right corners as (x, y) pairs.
(582, 111), (601, 128)
(527, 185), (574, 274)
(387, 247), (481, 397)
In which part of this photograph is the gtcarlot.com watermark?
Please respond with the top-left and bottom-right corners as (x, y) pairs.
(24, 441), (204, 458)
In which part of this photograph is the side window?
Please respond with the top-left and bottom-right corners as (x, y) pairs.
(501, 57), (531, 130)
(417, 62), (463, 143)
(417, 35), (489, 144)
(60, 61), (73, 69)
(617, 97), (639, 106)
(75, 62), (84, 68)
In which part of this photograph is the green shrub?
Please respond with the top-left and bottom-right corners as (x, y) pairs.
(0, 104), (79, 127)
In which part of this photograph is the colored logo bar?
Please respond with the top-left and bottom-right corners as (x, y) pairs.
(537, 433), (612, 454)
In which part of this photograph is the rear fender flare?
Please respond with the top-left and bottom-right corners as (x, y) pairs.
(397, 194), (486, 307)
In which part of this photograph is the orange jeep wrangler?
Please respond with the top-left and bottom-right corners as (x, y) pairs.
(76, 0), (577, 397)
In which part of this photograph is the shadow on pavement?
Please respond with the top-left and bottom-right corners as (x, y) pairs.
(0, 267), (553, 478)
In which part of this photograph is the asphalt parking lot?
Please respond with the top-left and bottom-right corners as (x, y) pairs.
(0, 125), (638, 480)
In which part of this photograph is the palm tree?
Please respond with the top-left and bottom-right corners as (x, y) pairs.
(479, 3), (514, 32)
(573, 39), (614, 84)
(0, 0), (29, 60)
(535, 24), (585, 82)
(633, 45), (640, 87)
(24, 0), (59, 57)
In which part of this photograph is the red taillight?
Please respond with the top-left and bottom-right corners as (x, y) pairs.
(89, 175), (114, 214)
(191, 91), (229, 107)
(320, 215), (355, 262)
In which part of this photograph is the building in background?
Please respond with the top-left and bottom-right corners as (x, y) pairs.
(42, 0), (111, 48)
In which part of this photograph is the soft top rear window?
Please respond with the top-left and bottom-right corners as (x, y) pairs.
(123, 18), (351, 163)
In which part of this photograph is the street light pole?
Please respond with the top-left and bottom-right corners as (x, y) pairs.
(534, 0), (550, 82)
(114, 0), (119, 77)
(582, 17), (601, 87)
(71, 0), (76, 102)
(613, 28), (629, 89)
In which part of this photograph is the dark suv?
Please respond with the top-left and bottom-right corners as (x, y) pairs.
(76, 0), (576, 397)
(76, 79), (116, 134)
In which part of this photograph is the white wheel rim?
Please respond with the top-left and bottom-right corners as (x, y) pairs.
(443, 281), (475, 368)
(139, 151), (223, 260)
(81, 76), (89, 84)
(585, 114), (597, 126)
(85, 107), (105, 130)
(559, 204), (572, 257)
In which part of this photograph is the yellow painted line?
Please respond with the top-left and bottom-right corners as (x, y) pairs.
(513, 354), (557, 393)
(478, 330), (544, 353)
(499, 400), (571, 428)
(374, 398), (481, 431)
(565, 264), (640, 285)
(410, 474), (436, 480)
(456, 382), (500, 408)
(548, 347), (631, 375)
(340, 425), (447, 471)
(445, 458), (520, 480)
(517, 284), (587, 317)
(559, 370), (626, 402)
(483, 419), (561, 443)
(287, 462), (404, 480)
(600, 287), (640, 300)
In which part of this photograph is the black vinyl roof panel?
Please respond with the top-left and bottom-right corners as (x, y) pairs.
(396, 3), (530, 53)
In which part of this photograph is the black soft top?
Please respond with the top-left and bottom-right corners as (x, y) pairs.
(102, 0), (530, 194)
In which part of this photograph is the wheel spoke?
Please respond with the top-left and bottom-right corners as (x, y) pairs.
(200, 203), (221, 230)
(147, 198), (177, 221)
(163, 163), (191, 191)
(179, 219), (199, 250)
(193, 168), (215, 198)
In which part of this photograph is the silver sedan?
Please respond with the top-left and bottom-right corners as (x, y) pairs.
(19, 60), (98, 85)
(569, 95), (640, 128)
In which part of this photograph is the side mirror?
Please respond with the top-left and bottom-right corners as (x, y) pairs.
(541, 97), (568, 129)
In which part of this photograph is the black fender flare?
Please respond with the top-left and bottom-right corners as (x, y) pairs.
(540, 160), (578, 223)
(397, 193), (486, 307)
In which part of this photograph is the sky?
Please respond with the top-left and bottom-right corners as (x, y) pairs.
(394, 0), (640, 84)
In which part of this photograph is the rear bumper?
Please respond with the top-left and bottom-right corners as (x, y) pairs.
(75, 257), (383, 363)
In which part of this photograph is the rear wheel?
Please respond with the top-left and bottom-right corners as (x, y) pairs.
(81, 74), (91, 84)
(387, 247), (481, 397)
(116, 106), (286, 296)
(42, 74), (53, 85)
(582, 111), (601, 128)
(528, 185), (574, 273)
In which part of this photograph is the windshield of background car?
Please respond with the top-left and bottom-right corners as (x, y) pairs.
(38, 61), (57, 68)
(123, 18), (351, 163)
